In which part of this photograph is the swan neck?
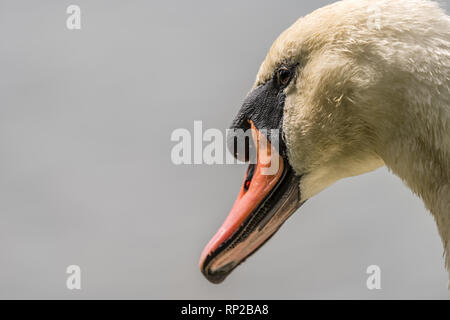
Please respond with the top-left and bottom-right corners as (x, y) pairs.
(378, 116), (450, 271)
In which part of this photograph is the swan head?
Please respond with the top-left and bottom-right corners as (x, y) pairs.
(200, 0), (448, 283)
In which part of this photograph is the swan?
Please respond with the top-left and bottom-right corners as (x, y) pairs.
(199, 0), (450, 286)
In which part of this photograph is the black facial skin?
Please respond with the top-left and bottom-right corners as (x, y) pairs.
(227, 64), (297, 159)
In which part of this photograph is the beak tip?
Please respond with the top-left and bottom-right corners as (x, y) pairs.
(200, 264), (230, 284)
(199, 252), (234, 284)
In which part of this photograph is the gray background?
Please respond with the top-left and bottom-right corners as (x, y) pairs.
(0, 0), (449, 299)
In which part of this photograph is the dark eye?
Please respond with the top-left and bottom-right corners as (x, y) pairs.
(276, 67), (291, 88)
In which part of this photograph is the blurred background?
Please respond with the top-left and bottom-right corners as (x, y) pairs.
(0, 0), (449, 299)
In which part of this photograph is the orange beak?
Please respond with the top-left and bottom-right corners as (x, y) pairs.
(199, 121), (302, 283)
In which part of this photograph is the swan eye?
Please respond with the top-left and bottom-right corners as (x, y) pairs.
(276, 67), (291, 88)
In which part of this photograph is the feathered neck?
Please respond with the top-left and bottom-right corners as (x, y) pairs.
(377, 92), (450, 275)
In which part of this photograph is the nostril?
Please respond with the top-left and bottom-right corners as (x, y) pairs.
(243, 164), (256, 191)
